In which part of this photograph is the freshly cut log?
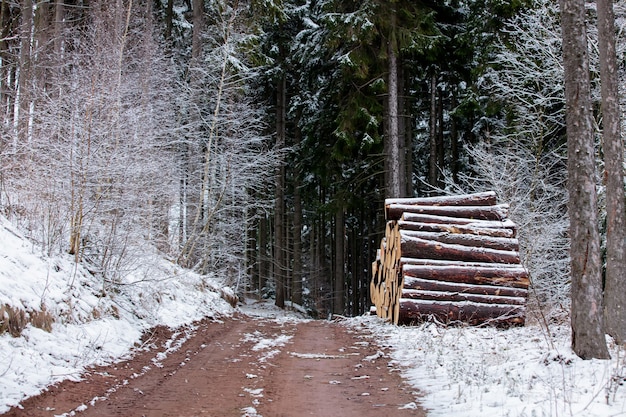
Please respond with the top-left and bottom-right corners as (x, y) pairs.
(401, 213), (516, 228)
(397, 299), (526, 326)
(400, 258), (523, 269)
(402, 264), (529, 288)
(386, 191), (497, 208)
(400, 235), (521, 264)
(397, 220), (516, 238)
(402, 276), (528, 298)
(401, 289), (526, 306)
(386, 203), (509, 222)
(370, 191), (528, 326)
(401, 230), (519, 252)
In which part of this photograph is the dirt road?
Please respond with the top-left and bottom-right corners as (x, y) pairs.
(4, 313), (425, 417)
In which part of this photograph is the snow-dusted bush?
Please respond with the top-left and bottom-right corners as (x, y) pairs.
(462, 0), (570, 319)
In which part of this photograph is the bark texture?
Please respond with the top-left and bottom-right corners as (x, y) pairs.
(560, 0), (610, 359)
(597, 0), (626, 345)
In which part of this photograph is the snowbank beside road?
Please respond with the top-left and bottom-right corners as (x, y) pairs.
(0, 215), (234, 413)
(356, 315), (626, 417)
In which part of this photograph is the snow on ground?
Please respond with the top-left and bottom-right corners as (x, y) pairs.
(238, 297), (310, 323)
(3, 209), (626, 417)
(355, 315), (626, 417)
(0, 215), (234, 414)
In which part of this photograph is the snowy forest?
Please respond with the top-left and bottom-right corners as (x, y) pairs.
(1, 0), (626, 355)
(4, 0), (626, 415)
(0, 0), (551, 311)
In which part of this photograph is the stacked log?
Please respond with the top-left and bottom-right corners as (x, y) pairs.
(370, 191), (529, 326)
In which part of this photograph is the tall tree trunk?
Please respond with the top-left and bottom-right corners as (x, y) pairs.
(385, 8), (403, 199)
(33, 0), (50, 88)
(191, 0), (204, 61)
(0, 1), (14, 135)
(450, 89), (459, 184)
(429, 74), (438, 190)
(399, 62), (413, 197)
(559, 0), (610, 359)
(310, 215), (320, 313)
(165, 0), (174, 41)
(333, 206), (344, 314)
(18, 0), (33, 142)
(179, 0), (204, 264)
(292, 186), (303, 305)
(437, 86), (445, 188)
(53, 0), (65, 80)
(597, 0), (626, 344)
(246, 205), (258, 295)
(292, 130), (303, 305)
(274, 75), (286, 309)
(258, 213), (269, 296)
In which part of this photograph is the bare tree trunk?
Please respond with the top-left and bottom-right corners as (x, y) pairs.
(559, 0), (610, 359)
(246, 205), (258, 294)
(310, 215), (319, 312)
(429, 74), (438, 190)
(292, 187), (303, 305)
(437, 86), (445, 187)
(333, 206), (344, 314)
(292, 131), (303, 305)
(450, 89), (459, 184)
(258, 213), (269, 295)
(191, 0), (204, 61)
(53, 0), (65, 74)
(597, 0), (626, 344)
(18, 0), (33, 142)
(399, 62), (413, 197)
(385, 8), (403, 199)
(165, 0), (174, 41)
(179, 0), (204, 263)
(274, 75), (286, 309)
(0, 1), (15, 136)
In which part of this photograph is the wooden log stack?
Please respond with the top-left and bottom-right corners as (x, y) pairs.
(370, 191), (529, 326)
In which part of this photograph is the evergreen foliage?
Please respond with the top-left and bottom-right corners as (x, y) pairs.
(0, 0), (623, 329)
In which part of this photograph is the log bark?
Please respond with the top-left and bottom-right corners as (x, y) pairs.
(401, 230), (519, 252)
(401, 289), (526, 306)
(400, 235), (521, 264)
(400, 258), (523, 269)
(370, 191), (528, 326)
(385, 191), (497, 207)
(402, 276), (528, 298)
(386, 203), (508, 221)
(402, 264), (529, 289)
(397, 299), (525, 326)
(397, 220), (516, 238)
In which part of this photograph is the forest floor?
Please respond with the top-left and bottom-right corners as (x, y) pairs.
(3, 312), (425, 417)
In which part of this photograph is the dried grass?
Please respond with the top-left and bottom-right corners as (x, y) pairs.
(0, 304), (54, 337)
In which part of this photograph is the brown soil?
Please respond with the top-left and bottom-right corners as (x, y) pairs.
(3, 313), (426, 417)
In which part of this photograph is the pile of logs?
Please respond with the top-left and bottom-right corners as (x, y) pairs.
(370, 191), (529, 326)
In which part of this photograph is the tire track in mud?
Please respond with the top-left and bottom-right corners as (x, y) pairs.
(3, 314), (425, 417)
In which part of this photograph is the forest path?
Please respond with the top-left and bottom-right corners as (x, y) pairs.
(3, 310), (425, 417)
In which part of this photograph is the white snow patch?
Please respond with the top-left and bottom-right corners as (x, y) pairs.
(289, 352), (355, 359)
(241, 330), (293, 352)
(351, 315), (626, 417)
(241, 406), (262, 417)
(244, 387), (264, 397)
(0, 215), (234, 413)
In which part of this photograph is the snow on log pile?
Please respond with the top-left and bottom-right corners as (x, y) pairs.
(369, 191), (529, 326)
